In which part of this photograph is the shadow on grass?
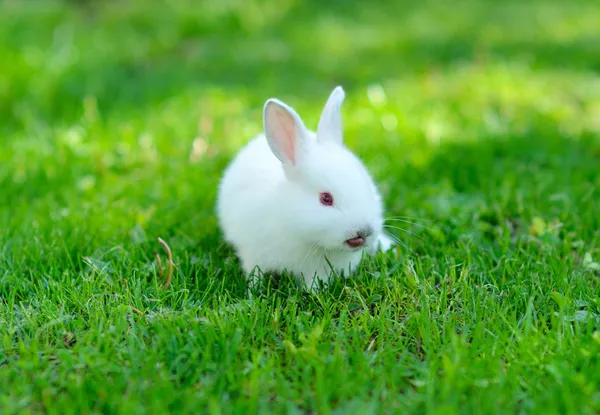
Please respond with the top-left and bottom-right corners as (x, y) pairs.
(2, 0), (599, 129)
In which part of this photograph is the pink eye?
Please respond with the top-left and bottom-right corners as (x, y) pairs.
(319, 192), (334, 206)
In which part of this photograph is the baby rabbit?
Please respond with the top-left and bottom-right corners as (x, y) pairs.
(217, 86), (393, 289)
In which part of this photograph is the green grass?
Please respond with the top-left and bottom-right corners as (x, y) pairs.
(1, 0), (600, 413)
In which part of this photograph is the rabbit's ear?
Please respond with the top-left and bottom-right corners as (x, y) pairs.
(317, 86), (345, 145)
(263, 98), (309, 166)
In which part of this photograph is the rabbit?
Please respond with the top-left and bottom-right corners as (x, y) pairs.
(216, 86), (394, 289)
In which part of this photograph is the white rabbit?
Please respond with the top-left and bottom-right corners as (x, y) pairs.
(216, 86), (394, 289)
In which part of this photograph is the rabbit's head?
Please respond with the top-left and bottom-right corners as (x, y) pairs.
(263, 86), (385, 253)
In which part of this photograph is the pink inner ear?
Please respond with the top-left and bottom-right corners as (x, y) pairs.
(275, 109), (296, 165)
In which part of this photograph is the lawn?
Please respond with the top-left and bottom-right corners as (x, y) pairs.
(1, 0), (600, 413)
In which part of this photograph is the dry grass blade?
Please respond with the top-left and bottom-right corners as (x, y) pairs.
(157, 237), (174, 290)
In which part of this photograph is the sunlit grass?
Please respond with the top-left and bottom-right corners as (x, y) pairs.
(1, 0), (599, 413)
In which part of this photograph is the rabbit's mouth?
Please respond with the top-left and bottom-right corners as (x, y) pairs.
(345, 236), (366, 249)
(344, 226), (374, 249)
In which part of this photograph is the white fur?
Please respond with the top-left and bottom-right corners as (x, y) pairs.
(216, 86), (393, 289)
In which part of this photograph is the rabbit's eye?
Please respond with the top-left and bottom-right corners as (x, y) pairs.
(319, 192), (334, 206)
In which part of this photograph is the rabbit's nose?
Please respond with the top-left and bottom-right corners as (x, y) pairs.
(357, 226), (374, 239)
(346, 226), (373, 248)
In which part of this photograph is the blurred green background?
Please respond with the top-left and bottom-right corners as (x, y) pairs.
(1, 0), (599, 413)
(2, 0), (599, 248)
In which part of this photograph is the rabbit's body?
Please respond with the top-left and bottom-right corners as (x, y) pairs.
(217, 86), (393, 289)
(218, 133), (366, 286)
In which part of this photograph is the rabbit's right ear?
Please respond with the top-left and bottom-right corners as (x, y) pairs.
(317, 86), (345, 145)
(263, 98), (309, 167)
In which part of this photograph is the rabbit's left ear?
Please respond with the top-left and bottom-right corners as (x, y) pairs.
(317, 86), (345, 145)
(264, 98), (310, 167)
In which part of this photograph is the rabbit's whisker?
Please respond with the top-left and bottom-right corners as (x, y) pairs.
(381, 232), (408, 250)
(383, 225), (425, 242)
(385, 218), (433, 232)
